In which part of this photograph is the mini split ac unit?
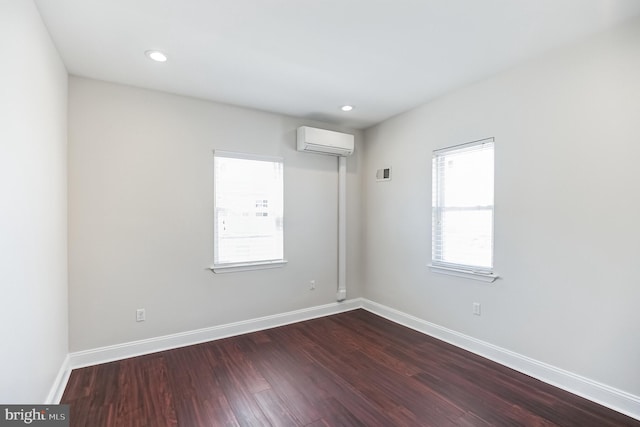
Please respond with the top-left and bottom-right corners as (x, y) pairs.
(296, 126), (354, 156)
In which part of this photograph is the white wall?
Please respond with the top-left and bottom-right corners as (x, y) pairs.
(68, 77), (362, 352)
(363, 17), (640, 397)
(0, 0), (68, 403)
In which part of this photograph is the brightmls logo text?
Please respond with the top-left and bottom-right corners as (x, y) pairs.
(4, 408), (46, 424)
(0, 405), (68, 426)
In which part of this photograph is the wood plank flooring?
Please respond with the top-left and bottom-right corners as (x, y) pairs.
(62, 309), (640, 426)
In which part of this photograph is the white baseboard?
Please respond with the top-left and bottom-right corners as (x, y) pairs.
(68, 298), (362, 369)
(45, 354), (71, 404)
(360, 298), (640, 422)
(54, 297), (639, 421)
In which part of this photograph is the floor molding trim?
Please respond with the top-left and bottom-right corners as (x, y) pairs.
(68, 298), (362, 370)
(59, 297), (638, 421)
(46, 354), (71, 404)
(360, 298), (640, 421)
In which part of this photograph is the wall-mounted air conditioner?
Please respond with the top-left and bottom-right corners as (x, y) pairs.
(296, 126), (354, 156)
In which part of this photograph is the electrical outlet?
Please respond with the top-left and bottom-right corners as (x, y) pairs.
(136, 308), (146, 322)
(472, 303), (481, 316)
(309, 280), (316, 290)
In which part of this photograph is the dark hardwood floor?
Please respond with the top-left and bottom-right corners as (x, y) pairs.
(62, 309), (639, 426)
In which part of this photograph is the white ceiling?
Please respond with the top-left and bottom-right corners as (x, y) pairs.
(35, 0), (640, 129)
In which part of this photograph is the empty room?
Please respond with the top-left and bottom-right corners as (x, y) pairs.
(2, 0), (640, 425)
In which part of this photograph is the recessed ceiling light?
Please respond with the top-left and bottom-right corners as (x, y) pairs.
(341, 105), (354, 112)
(145, 50), (167, 62)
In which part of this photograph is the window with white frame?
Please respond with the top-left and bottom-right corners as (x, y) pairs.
(431, 138), (495, 279)
(213, 151), (285, 272)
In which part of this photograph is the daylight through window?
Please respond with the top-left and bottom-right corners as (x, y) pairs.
(213, 151), (284, 270)
(432, 138), (494, 273)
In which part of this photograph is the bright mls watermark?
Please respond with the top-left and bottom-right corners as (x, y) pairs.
(0, 405), (68, 426)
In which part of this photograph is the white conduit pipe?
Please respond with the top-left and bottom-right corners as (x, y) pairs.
(337, 156), (347, 301)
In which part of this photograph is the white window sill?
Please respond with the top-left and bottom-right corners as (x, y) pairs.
(210, 260), (288, 274)
(428, 264), (499, 283)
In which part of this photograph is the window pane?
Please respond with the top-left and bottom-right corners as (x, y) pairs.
(437, 148), (493, 207)
(432, 139), (494, 272)
(434, 209), (493, 268)
(214, 152), (284, 266)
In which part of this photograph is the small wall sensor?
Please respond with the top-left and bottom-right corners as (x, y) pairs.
(376, 167), (392, 182)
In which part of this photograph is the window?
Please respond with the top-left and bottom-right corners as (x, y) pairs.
(213, 151), (286, 272)
(431, 138), (496, 282)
